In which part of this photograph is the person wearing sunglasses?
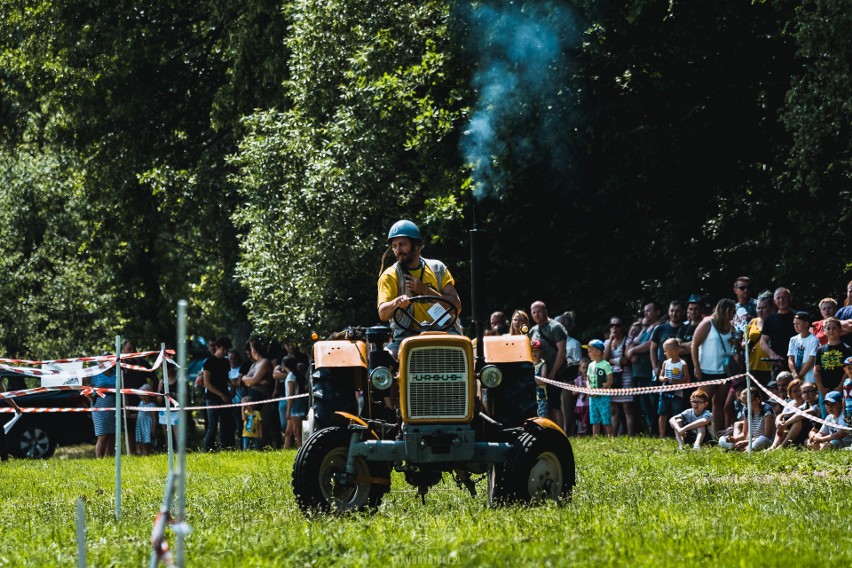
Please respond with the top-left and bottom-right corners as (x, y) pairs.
(732, 276), (757, 338)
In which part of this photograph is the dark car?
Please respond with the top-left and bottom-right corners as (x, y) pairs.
(1, 375), (96, 459)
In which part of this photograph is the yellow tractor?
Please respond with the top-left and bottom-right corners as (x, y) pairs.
(291, 296), (575, 512)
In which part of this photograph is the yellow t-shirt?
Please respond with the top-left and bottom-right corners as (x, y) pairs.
(746, 318), (772, 372)
(242, 410), (262, 439)
(377, 258), (455, 325)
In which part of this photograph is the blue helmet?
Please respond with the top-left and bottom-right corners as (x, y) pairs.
(387, 220), (421, 243)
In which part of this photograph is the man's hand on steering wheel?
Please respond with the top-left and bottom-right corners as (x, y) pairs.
(392, 295), (458, 333)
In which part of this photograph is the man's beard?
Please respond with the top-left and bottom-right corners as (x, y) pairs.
(396, 252), (412, 267)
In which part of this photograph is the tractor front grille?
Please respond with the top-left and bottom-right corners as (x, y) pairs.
(405, 346), (470, 420)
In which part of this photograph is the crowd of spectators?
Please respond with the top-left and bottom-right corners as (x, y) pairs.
(487, 278), (852, 450)
(194, 336), (311, 452)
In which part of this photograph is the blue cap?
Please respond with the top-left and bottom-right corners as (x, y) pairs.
(824, 391), (842, 405)
(387, 220), (421, 243)
(843, 356), (852, 366)
(587, 339), (605, 353)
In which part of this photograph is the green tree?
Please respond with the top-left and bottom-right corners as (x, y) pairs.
(232, 0), (470, 339)
(0, 149), (114, 356)
(0, 0), (290, 354)
(778, 0), (852, 297)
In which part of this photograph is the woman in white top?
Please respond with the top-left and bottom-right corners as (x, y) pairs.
(690, 298), (738, 435)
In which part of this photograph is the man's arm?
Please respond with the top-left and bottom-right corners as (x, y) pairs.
(649, 340), (660, 374)
(378, 295), (411, 322)
(406, 276), (461, 313)
(760, 330), (782, 361)
(202, 369), (228, 403)
(549, 340), (567, 381)
(627, 335), (652, 358)
(690, 320), (710, 379)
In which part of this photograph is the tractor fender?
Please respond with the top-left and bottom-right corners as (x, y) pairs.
(334, 411), (380, 440)
(523, 417), (568, 439)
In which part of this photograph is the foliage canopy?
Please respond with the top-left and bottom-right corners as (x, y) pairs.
(0, 0), (848, 355)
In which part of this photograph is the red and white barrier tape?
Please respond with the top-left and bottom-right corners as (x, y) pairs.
(537, 373), (743, 397)
(749, 374), (852, 433)
(126, 393), (311, 412)
(0, 360), (117, 379)
(0, 349), (177, 379)
(0, 392), (308, 413)
(0, 349), (175, 366)
(540, 371), (852, 433)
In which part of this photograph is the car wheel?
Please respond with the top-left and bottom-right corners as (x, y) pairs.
(12, 425), (56, 459)
(292, 426), (390, 513)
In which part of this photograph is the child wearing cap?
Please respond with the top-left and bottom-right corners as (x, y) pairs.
(669, 389), (712, 449)
(531, 339), (548, 418)
(806, 390), (852, 450)
(586, 339), (614, 437)
(787, 311), (819, 383)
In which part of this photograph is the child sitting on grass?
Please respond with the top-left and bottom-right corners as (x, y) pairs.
(806, 390), (852, 450)
(718, 387), (775, 451)
(574, 357), (591, 435)
(669, 389), (712, 449)
(769, 379), (816, 449)
(586, 339), (613, 437)
(241, 396), (263, 450)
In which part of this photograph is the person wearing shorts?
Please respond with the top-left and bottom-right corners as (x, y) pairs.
(587, 339), (613, 436)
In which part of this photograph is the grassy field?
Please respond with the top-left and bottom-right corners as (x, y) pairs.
(1, 437), (850, 567)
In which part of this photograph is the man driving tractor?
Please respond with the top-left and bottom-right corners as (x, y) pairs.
(377, 220), (462, 357)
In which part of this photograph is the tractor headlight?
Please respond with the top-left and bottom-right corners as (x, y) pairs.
(479, 365), (503, 389)
(370, 367), (394, 390)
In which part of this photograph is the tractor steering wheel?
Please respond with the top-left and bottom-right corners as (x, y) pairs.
(392, 295), (458, 334)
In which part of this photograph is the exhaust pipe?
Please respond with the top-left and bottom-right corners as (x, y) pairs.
(469, 202), (487, 370)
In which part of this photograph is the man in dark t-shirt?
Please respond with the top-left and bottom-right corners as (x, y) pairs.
(651, 301), (688, 405)
(203, 336), (235, 450)
(760, 287), (796, 378)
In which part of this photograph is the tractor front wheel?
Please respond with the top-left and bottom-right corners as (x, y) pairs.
(292, 426), (390, 513)
(492, 428), (574, 504)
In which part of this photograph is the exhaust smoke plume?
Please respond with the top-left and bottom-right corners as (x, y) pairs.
(460, 2), (579, 200)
